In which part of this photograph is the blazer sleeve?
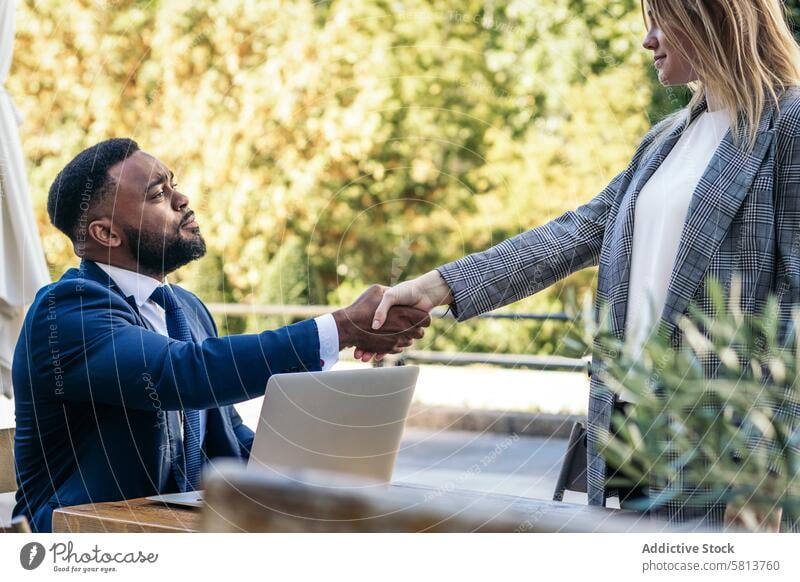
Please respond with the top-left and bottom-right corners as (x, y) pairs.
(773, 101), (800, 346)
(437, 142), (651, 321)
(16, 278), (322, 411)
(228, 406), (255, 458)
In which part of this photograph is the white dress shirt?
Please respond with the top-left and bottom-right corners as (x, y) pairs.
(621, 108), (731, 401)
(96, 263), (340, 443)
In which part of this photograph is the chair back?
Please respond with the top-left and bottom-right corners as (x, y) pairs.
(552, 421), (587, 501)
(0, 515), (30, 533)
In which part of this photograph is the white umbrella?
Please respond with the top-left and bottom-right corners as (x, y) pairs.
(0, 0), (50, 398)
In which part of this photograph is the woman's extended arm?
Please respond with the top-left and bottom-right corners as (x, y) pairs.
(370, 165), (633, 327)
(360, 164), (634, 362)
(364, 123), (663, 361)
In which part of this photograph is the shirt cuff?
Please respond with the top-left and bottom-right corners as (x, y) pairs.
(314, 313), (340, 371)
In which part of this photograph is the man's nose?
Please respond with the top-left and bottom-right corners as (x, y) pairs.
(172, 189), (189, 211)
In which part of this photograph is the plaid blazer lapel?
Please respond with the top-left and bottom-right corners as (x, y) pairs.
(606, 100), (709, 339)
(658, 102), (777, 341)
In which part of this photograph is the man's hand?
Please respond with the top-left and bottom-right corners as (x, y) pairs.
(353, 270), (454, 362)
(724, 499), (783, 532)
(332, 285), (431, 355)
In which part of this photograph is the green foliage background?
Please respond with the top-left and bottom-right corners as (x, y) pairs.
(13, 0), (793, 353)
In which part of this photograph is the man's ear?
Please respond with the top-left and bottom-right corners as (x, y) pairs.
(87, 217), (123, 249)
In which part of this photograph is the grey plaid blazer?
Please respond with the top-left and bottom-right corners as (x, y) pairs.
(438, 86), (800, 524)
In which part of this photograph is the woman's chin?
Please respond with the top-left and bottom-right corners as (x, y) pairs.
(658, 73), (677, 87)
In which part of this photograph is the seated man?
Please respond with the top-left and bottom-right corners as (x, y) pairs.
(12, 138), (429, 532)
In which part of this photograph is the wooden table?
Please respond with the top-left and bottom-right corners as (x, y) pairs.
(52, 482), (641, 533)
(52, 497), (201, 533)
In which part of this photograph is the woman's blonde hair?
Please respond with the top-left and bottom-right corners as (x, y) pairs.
(641, 0), (800, 156)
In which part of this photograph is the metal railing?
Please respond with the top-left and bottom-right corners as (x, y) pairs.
(206, 303), (572, 321)
(380, 350), (590, 373)
(205, 303), (590, 374)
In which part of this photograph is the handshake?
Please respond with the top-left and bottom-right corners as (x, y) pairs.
(331, 271), (454, 360)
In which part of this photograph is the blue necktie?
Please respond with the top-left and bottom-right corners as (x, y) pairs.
(149, 285), (203, 492)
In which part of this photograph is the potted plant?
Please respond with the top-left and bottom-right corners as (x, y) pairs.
(563, 275), (800, 532)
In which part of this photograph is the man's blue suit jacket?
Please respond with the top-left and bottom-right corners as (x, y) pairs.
(11, 260), (322, 532)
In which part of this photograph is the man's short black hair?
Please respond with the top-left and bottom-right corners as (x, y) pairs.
(47, 138), (140, 241)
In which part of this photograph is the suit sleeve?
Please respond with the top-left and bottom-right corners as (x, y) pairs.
(228, 406), (255, 458)
(19, 279), (322, 411)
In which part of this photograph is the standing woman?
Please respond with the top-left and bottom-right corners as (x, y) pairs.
(368, 0), (800, 530)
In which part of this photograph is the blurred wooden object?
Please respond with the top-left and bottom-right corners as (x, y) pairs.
(0, 515), (30, 533)
(0, 427), (15, 493)
(47, 463), (708, 533)
(201, 460), (680, 533)
(52, 498), (200, 533)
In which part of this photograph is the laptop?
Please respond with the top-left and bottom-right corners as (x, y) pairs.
(147, 366), (420, 508)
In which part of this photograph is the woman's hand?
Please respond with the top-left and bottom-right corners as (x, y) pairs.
(353, 270), (454, 362)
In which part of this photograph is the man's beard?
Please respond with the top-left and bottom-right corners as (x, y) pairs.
(123, 225), (207, 275)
